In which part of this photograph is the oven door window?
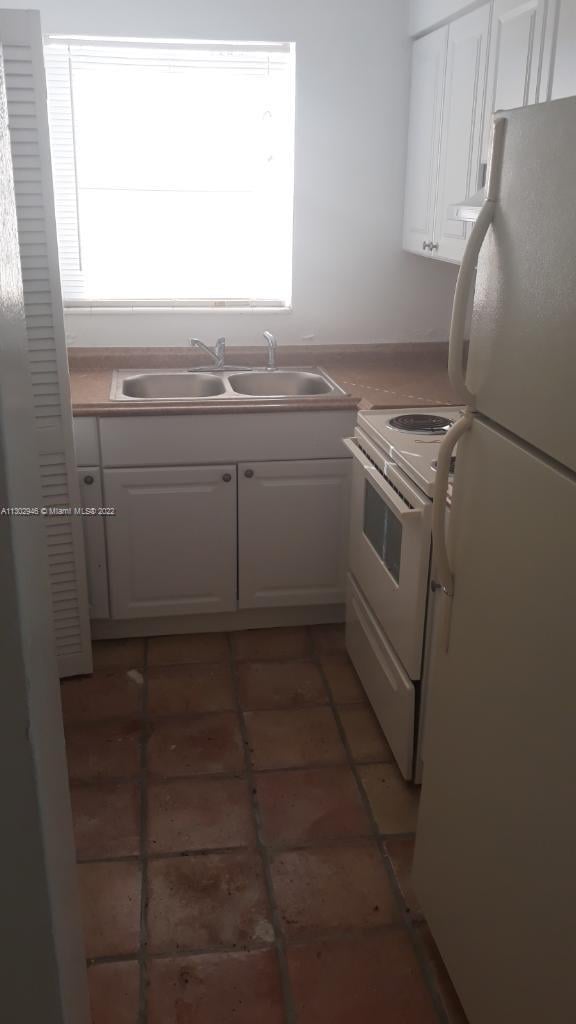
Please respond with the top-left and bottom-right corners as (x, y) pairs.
(363, 479), (402, 583)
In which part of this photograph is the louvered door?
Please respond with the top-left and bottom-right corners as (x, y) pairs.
(0, 10), (91, 676)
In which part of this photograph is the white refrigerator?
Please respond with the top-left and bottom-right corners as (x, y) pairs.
(413, 98), (576, 1023)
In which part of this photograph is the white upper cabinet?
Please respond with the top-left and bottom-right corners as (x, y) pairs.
(483, 0), (547, 150)
(410, 0), (483, 35)
(403, 26), (448, 256)
(435, 4), (491, 261)
(544, 0), (576, 100)
(238, 459), (351, 609)
(403, 6), (490, 263)
(403, 0), (575, 265)
(104, 465), (237, 619)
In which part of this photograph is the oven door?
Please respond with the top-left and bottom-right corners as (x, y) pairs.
(343, 431), (432, 679)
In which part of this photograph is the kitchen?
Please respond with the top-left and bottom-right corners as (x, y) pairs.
(0, 1), (574, 1022)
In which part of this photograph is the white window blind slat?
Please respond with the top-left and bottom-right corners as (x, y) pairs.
(44, 37), (295, 307)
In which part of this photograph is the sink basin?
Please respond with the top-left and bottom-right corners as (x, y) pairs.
(228, 370), (334, 397)
(120, 372), (226, 399)
(110, 367), (345, 401)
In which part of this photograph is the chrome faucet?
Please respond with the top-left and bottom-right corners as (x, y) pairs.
(189, 337), (226, 369)
(262, 331), (277, 369)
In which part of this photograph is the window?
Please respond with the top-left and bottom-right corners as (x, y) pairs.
(44, 38), (295, 308)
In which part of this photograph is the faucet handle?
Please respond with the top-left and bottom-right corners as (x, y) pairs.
(215, 337), (226, 356)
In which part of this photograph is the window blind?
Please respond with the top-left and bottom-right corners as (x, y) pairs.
(44, 38), (295, 307)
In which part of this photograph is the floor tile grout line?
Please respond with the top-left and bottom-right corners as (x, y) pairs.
(227, 633), (297, 1024)
(138, 639), (150, 1024)
(311, 634), (451, 1024)
(66, 698), (367, 731)
(77, 832), (422, 866)
(88, 940), (275, 967)
(69, 753), (392, 789)
(87, 920), (413, 967)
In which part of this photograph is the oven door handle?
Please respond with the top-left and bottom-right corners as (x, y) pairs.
(431, 411), (472, 596)
(342, 437), (422, 520)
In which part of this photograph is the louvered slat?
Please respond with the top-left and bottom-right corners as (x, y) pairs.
(3, 28), (91, 675)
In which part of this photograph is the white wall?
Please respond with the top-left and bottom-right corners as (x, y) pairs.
(11, 0), (458, 346)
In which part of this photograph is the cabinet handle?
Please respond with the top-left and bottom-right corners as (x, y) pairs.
(222, 472), (232, 483)
(429, 242), (439, 252)
(244, 469), (254, 478)
(83, 474), (94, 485)
(422, 240), (430, 251)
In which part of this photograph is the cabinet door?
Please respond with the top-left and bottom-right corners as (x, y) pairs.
(238, 459), (351, 609)
(104, 466), (237, 619)
(403, 26), (448, 256)
(546, 0), (576, 100)
(483, 0), (547, 150)
(77, 468), (110, 619)
(434, 4), (491, 263)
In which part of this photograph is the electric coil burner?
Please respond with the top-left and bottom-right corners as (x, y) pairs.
(388, 413), (454, 434)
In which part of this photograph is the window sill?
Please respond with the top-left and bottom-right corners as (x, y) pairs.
(64, 305), (293, 316)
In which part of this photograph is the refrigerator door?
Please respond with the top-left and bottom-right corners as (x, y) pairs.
(465, 97), (576, 473)
(413, 416), (576, 1023)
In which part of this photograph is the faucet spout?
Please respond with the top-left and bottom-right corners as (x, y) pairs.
(189, 337), (226, 369)
(262, 331), (277, 369)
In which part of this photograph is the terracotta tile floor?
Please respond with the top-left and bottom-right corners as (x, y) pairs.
(63, 624), (467, 1024)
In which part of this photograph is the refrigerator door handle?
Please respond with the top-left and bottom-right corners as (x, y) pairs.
(431, 411), (472, 598)
(448, 118), (507, 404)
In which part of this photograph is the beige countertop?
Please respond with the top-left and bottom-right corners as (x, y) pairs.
(68, 343), (460, 416)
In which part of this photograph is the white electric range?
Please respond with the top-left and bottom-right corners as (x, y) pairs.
(343, 406), (464, 780)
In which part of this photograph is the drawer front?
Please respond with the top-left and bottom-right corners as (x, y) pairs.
(345, 573), (415, 780)
(99, 411), (357, 467)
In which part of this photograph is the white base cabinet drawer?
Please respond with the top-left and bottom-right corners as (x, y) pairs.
(103, 465), (237, 619)
(346, 574), (415, 780)
(98, 411), (356, 467)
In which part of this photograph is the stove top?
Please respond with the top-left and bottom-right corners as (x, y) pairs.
(356, 406), (465, 498)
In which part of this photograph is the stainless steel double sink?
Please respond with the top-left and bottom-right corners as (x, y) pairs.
(110, 368), (345, 401)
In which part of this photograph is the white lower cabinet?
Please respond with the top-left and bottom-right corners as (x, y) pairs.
(238, 459), (351, 609)
(77, 467), (110, 619)
(103, 465), (237, 618)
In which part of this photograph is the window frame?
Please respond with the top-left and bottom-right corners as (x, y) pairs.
(44, 35), (296, 312)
